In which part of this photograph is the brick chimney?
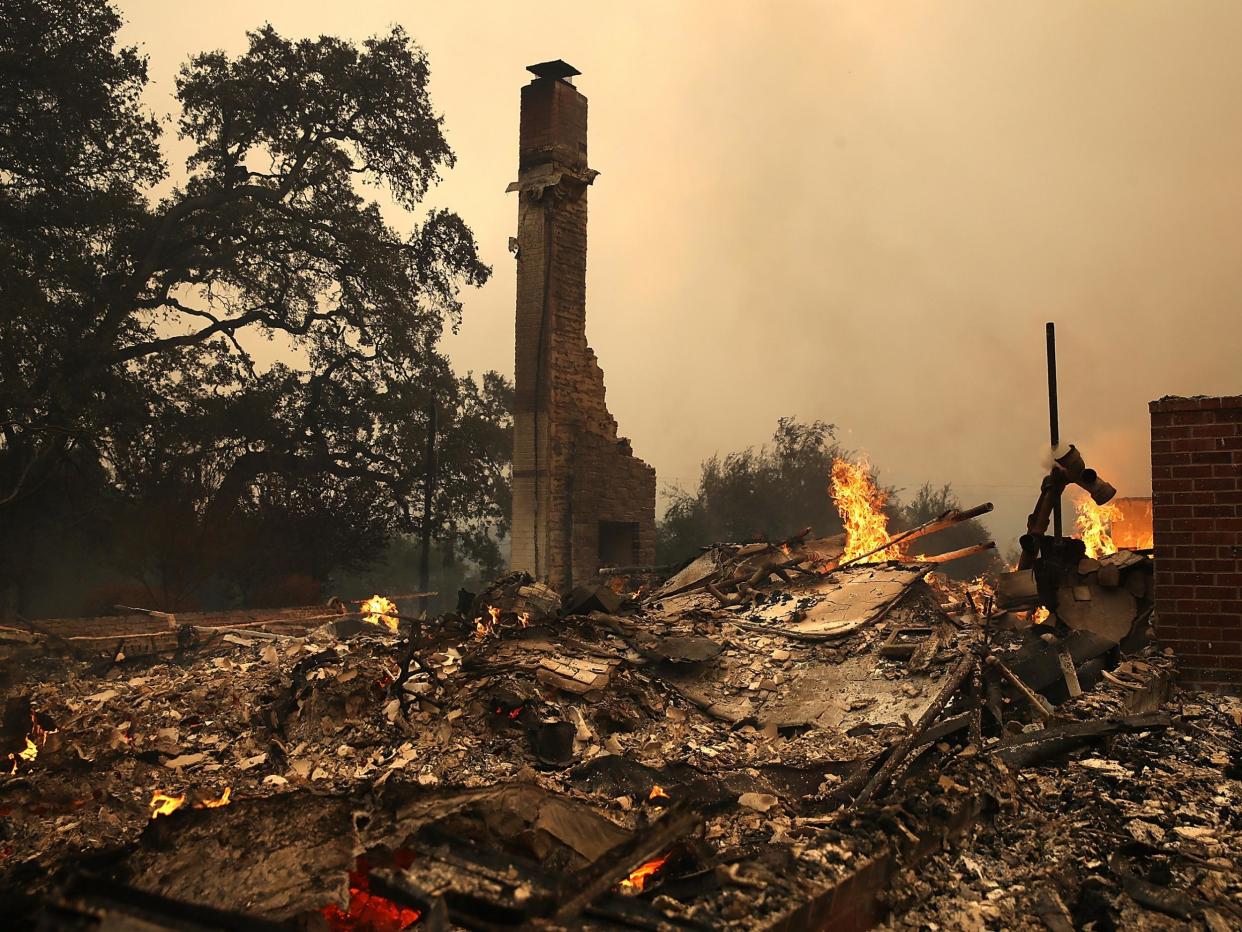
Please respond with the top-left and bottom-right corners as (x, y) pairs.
(507, 62), (656, 590)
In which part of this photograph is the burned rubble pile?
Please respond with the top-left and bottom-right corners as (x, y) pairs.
(0, 496), (1239, 930)
(882, 679), (1242, 932)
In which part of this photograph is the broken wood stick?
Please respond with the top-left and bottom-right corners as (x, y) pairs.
(854, 652), (976, 806)
(911, 541), (997, 564)
(833, 503), (993, 571)
(985, 654), (1055, 721)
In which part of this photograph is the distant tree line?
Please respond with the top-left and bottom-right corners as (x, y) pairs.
(0, 0), (510, 616)
(656, 418), (997, 580)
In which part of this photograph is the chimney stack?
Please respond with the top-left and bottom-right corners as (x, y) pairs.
(507, 62), (656, 590)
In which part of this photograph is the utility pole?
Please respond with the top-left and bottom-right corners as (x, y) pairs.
(1046, 322), (1061, 538)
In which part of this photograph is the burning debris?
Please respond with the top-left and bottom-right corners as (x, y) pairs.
(0, 438), (1235, 930)
(832, 458), (907, 564)
(360, 595), (401, 633)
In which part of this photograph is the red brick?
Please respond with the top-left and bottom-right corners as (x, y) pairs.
(1195, 586), (1240, 600)
(1157, 585), (1197, 600)
(1172, 410), (1217, 425)
(1177, 599), (1223, 613)
(1195, 505), (1237, 518)
(1172, 545), (1218, 560)
(1197, 532), (1240, 545)
(1152, 478), (1192, 494)
(1171, 437), (1224, 453)
(1192, 422), (1238, 437)
(1198, 561), (1240, 573)
(1173, 520), (1225, 536)
(1152, 452), (1192, 467)
(1151, 425), (1193, 440)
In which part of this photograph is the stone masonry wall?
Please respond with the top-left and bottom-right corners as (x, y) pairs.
(1150, 395), (1242, 690)
(510, 68), (656, 591)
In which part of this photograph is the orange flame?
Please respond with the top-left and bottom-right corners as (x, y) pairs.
(619, 854), (669, 895)
(476, 605), (501, 640)
(361, 596), (399, 632)
(200, 787), (232, 808)
(518, 612), (531, 629)
(150, 791), (186, 818)
(831, 459), (904, 563)
(1075, 496), (1122, 560)
(1032, 607), (1051, 625)
(648, 785), (669, 801)
(149, 787), (231, 818)
(8, 714), (55, 774)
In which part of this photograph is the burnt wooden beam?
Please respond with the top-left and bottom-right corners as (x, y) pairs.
(551, 801), (704, 924)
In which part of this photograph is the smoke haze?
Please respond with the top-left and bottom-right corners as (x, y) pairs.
(117, 0), (1242, 540)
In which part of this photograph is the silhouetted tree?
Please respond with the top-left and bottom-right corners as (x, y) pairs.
(0, 1), (508, 612)
(897, 482), (999, 580)
(657, 418), (848, 563)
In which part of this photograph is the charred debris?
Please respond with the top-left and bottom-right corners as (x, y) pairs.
(1, 454), (1239, 932)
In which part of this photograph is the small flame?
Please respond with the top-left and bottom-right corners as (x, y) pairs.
(8, 714), (55, 773)
(1032, 606), (1051, 625)
(831, 459), (904, 563)
(150, 791), (186, 818)
(1076, 496), (1122, 560)
(619, 854), (669, 895)
(648, 785), (669, 801)
(149, 787), (231, 818)
(476, 605), (501, 640)
(518, 612), (531, 629)
(361, 595), (399, 632)
(200, 786), (232, 808)
(17, 737), (37, 763)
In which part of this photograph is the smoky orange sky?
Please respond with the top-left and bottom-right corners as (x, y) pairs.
(116, 0), (1242, 543)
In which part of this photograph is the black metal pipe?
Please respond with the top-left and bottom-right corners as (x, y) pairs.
(1046, 322), (1062, 537)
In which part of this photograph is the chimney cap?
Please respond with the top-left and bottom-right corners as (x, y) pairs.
(527, 60), (580, 81)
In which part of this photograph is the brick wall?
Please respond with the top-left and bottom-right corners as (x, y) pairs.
(509, 67), (656, 591)
(1150, 395), (1242, 690)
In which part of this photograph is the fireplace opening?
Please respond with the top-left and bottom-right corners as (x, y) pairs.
(598, 521), (639, 567)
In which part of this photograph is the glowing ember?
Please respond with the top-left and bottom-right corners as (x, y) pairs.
(200, 786), (232, 808)
(831, 458), (904, 563)
(648, 785), (669, 801)
(619, 855), (669, 895)
(1032, 607), (1051, 625)
(361, 595), (400, 632)
(321, 858), (421, 931)
(150, 791), (186, 818)
(1076, 496), (1122, 560)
